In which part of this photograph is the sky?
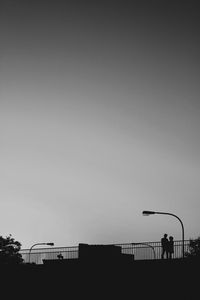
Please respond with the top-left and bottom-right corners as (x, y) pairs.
(1, 0), (200, 249)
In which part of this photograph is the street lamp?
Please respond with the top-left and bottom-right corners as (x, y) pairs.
(142, 210), (185, 259)
(132, 242), (156, 259)
(28, 242), (54, 263)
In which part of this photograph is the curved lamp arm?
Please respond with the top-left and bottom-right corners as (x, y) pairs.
(28, 242), (54, 263)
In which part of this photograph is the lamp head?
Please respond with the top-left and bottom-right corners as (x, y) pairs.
(46, 243), (54, 246)
(142, 210), (155, 216)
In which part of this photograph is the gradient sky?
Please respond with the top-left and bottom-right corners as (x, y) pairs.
(1, 0), (200, 249)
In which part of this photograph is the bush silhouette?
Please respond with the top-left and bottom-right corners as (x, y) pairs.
(0, 234), (23, 264)
(185, 236), (200, 259)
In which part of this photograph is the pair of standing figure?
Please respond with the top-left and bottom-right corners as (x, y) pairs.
(161, 233), (174, 259)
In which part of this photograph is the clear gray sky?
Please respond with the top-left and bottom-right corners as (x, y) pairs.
(1, 0), (200, 249)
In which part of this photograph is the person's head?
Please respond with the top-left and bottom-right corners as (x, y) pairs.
(169, 236), (173, 241)
(164, 233), (168, 238)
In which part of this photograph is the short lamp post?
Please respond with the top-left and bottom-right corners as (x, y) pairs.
(28, 242), (54, 263)
(142, 210), (185, 259)
(132, 242), (156, 260)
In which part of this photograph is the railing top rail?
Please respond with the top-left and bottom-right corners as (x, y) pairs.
(20, 239), (190, 252)
(20, 245), (79, 252)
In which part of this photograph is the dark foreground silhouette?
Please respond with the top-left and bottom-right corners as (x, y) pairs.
(0, 244), (199, 299)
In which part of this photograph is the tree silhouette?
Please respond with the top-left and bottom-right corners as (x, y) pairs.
(185, 236), (200, 259)
(0, 234), (23, 264)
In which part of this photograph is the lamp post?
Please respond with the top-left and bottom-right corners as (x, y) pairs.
(132, 242), (156, 259)
(28, 242), (54, 263)
(142, 210), (185, 259)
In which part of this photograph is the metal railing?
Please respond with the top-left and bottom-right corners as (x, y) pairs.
(20, 240), (190, 264)
(20, 246), (79, 264)
(115, 239), (190, 260)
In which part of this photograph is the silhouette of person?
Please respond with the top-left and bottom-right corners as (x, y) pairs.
(161, 233), (169, 259)
(168, 236), (174, 259)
